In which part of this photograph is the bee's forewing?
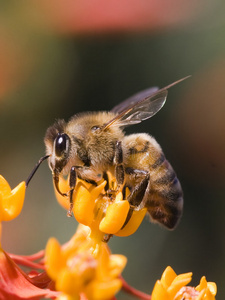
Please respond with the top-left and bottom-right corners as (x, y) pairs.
(104, 76), (190, 129)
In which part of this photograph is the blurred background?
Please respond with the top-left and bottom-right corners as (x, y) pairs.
(0, 0), (225, 299)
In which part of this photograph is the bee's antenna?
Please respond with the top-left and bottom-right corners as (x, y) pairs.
(26, 155), (50, 187)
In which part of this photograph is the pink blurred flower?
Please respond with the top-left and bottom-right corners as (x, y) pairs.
(34, 0), (211, 34)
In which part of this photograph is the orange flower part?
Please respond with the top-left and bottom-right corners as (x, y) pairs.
(73, 180), (106, 227)
(45, 224), (127, 300)
(0, 175), (25, 222)
(54, 173), (147, 239)
(116, 207), (147, 237)
(0, 248), (59, 299)
(195, 276), (217, 300)
(152, 266), (217, 300)
(173, 276), (217, 300)
(151, 266), (192, 300)
(54, 176), (93, 211)
(99, 192), (130, 234)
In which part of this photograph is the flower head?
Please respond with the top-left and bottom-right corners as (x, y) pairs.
(0, 175), (25, 222)
(54, 173), (147, 241)
(45, 224), (127, 300)
(0, 175), (60, 299)
(0, 175), (26, 246)
(151, 266), (217, 300)
(0, 173), (218, 300)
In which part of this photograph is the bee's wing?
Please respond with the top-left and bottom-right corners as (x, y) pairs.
(111, 87), (159, 114)
(105, 89), (167, 128)
(103, 76), (190, 129)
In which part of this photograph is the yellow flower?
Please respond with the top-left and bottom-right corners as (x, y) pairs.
(54, 173), (147, 240)
(151, 266), (217, 300)
(0, 175), (25, 222)
(0, 175), (26, 244)
(195, 276), (217, 300)
(45, 224), (127, 300)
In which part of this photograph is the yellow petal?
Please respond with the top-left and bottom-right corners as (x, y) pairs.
(108, 254), (127, 278)
(0, 175), (11, 195)
(0, 180), (25, 221)
(171, 272), (193, 286)
(54, 177), (70, 210)
(196, 277), (217, 299)
(168, 273), (192, 299)
(73, 182), (95, 226)
(115, 191), (123, 202)
(96, 243), (111, 280)
(116, 207), (147, 237)
(56, 269), (81, 295)
(207, 282), (217, 296)
(151, 280), (168, 300)
(54, 177), (94, 211)
(62, 225), (91, 258)
(204, 289), (215, 300)
(67, 253), (97, 286)
(99, 200), (130, 234)
(85, 279), (122, 300)
(89, 180), (107, 200)
(207, 288), (217, 300)
(45, 237), (65, 280)
(161, 266), (177, 289)
(57, 294), (79, 300)
(196, 276), (208, 292)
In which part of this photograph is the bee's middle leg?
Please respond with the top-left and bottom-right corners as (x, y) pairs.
(114, 140), (125, 189)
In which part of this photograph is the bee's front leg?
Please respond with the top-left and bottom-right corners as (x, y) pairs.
(67, 166), (77, 217)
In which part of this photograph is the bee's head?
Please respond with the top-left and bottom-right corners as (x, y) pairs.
(44, 119), (71, 173)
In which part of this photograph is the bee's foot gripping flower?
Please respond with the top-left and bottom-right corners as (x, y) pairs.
(54, 174), (147, 244)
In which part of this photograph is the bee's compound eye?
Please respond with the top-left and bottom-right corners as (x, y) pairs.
(55, 133), (69, 157)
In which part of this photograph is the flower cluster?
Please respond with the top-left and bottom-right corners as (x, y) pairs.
(0, 175), (58, 299)
(54, 173), (147, 241)
(0, 174), (218, 300)
(45, 224), (127, 300)
(151, 266), (217, 300)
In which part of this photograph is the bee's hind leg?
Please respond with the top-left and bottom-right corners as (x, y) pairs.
(125, 168), (150, 207)
(121, 168), (150, 228)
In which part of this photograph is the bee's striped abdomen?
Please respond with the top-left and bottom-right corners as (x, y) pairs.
(146, 154), (183, 229)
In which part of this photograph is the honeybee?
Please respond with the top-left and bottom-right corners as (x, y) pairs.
(27, 77), (188, 230)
